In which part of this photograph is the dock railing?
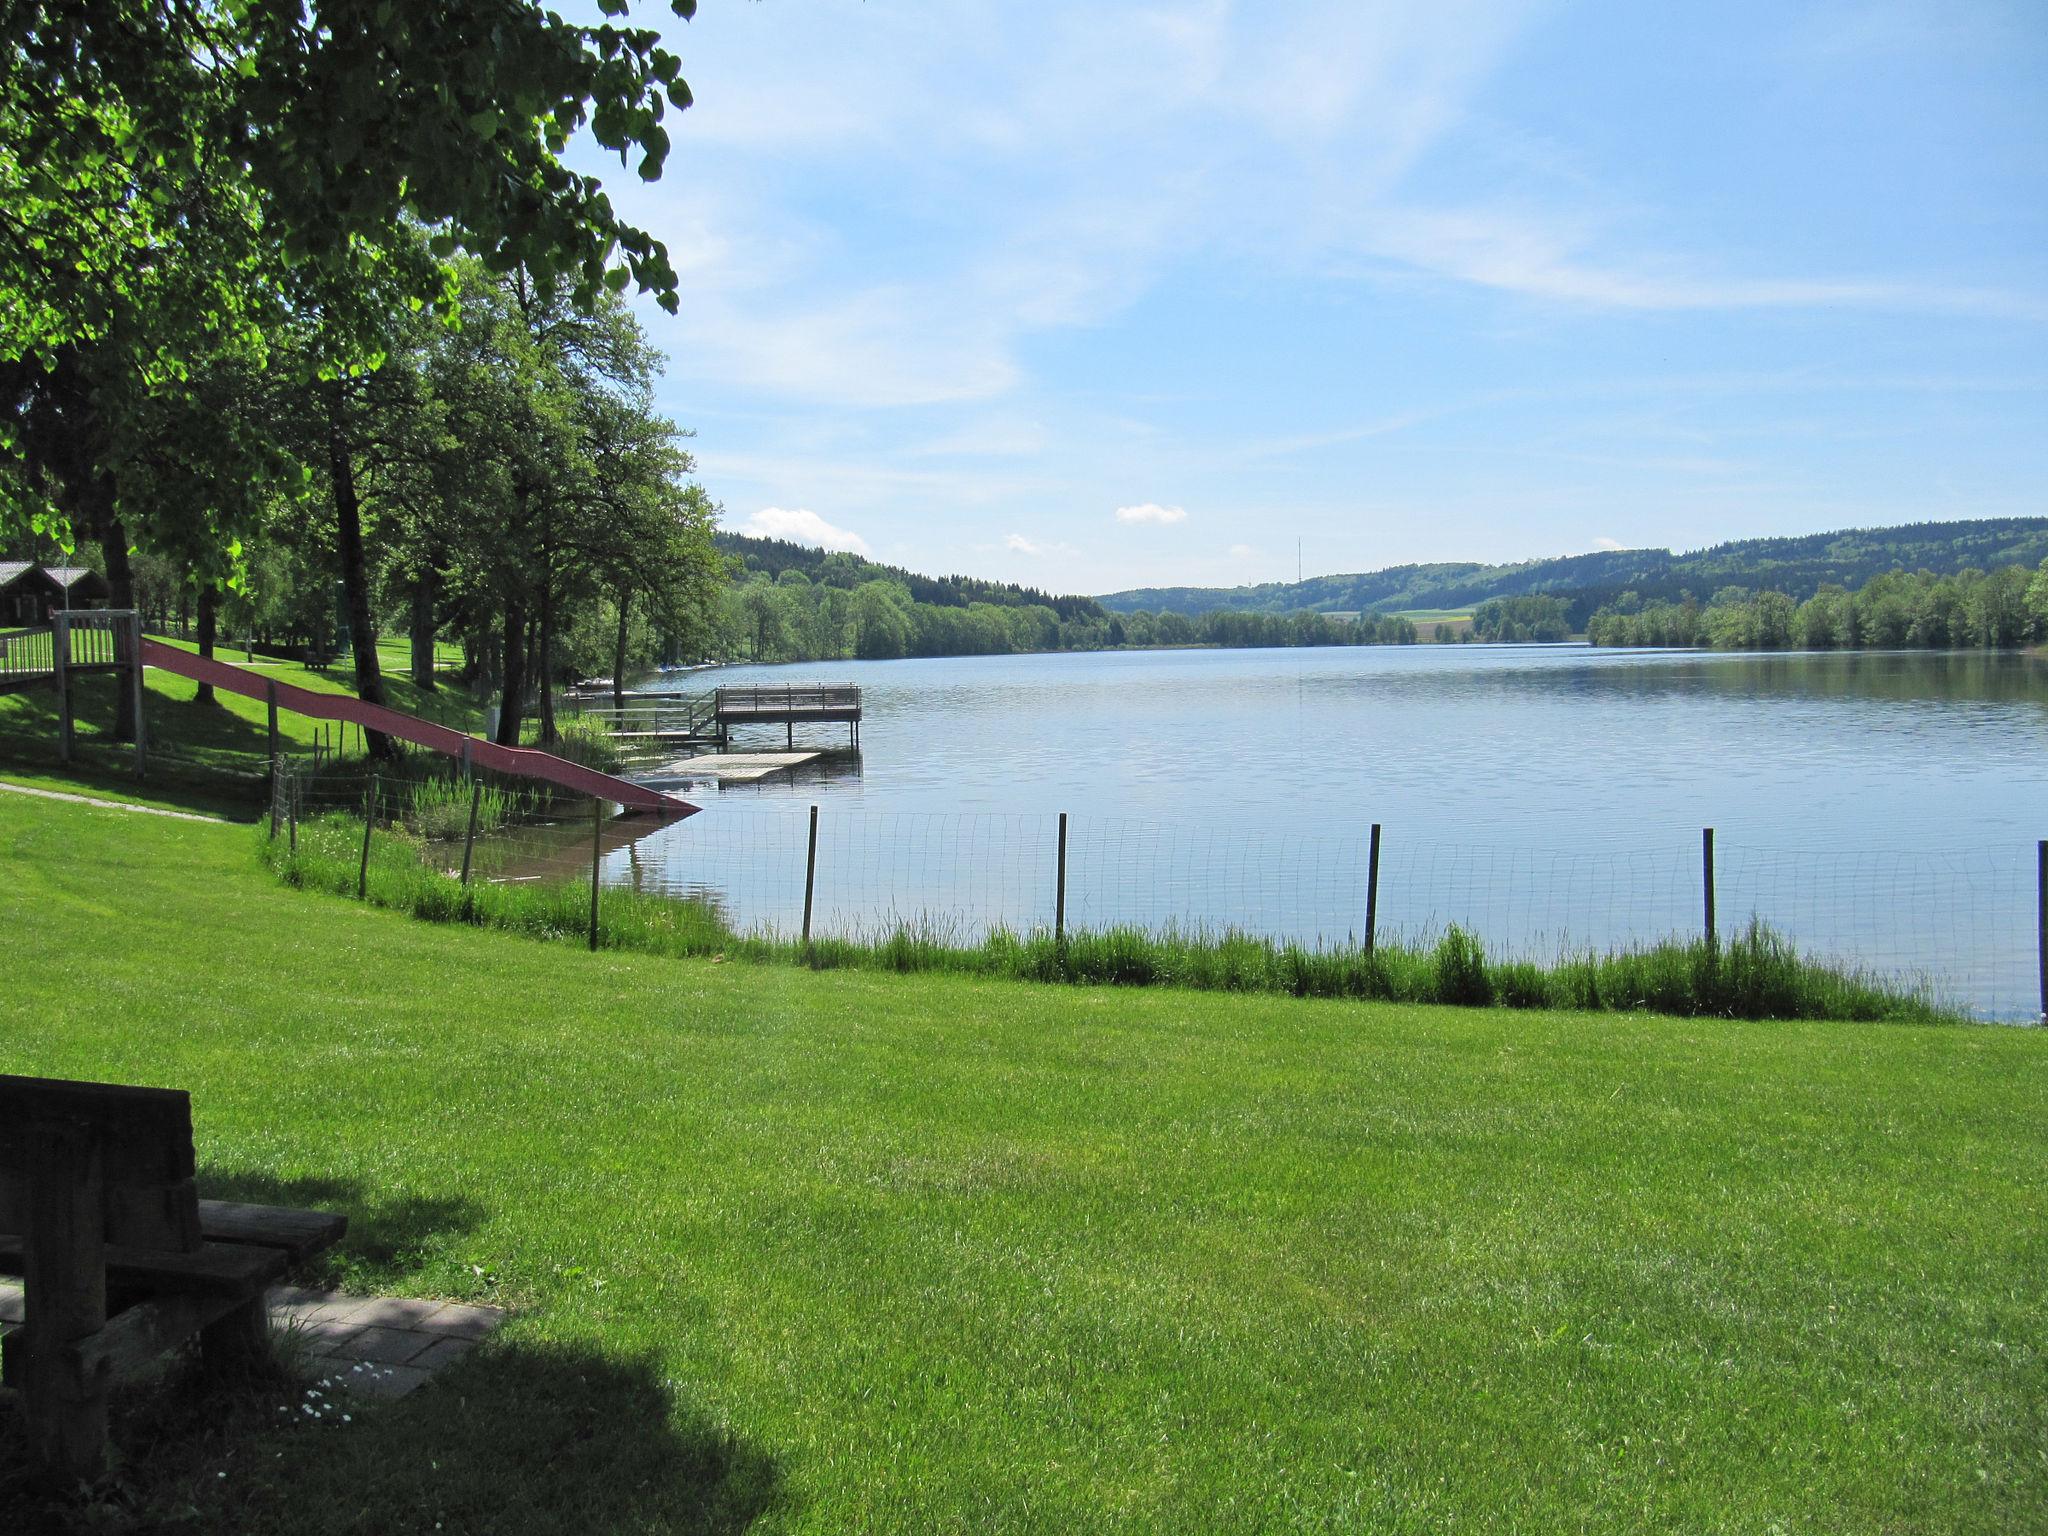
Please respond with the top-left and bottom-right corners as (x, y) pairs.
(714, 684), (862, 719)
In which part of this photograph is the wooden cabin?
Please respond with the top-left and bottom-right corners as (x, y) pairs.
(0, 563), (110, 625)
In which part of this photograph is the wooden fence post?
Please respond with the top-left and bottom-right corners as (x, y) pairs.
(52, 613), (72, 764)
(128, 612), (146, 776)
(460, 780), (481, 886)
(806, 806), (823, 950)
(1702, 827), (1717, 949)
(357, 774), (376, 900)
(23, 1120), (109, 1479)
(589, 797), (604, 951)
(1055, 812), (1068, 943)
(1365, 823), (1382, 954)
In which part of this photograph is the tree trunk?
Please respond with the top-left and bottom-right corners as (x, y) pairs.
(410, 571), (437, 690)
(325, 381), (393, 758)
(495, 602), (526, 747)
(99, 516), (137, 741)
(611, 591), (631, 711)
(537, 577), (557, 744)
(194, 585), (217, 706)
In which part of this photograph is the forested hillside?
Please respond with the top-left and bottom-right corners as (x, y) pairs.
(1099, 518), (2048, 627)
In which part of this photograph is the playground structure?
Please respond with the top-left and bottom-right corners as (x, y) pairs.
(0, 610), (148, 772)
(0, 610), (696, 818)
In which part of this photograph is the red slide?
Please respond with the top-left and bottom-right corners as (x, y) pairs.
(144, 640), (697, 819)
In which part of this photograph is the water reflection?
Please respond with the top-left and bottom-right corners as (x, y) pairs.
(487, 646), (2045, 1017)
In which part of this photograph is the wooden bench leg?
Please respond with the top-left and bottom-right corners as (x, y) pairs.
(198, 1294), (273, 1380)
(24, 1123), (110, 1481)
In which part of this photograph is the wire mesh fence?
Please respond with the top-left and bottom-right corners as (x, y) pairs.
(268, 760), (2045, 1022)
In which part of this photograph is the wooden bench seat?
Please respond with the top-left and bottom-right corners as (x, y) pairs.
(0, 1074), (347, 1478)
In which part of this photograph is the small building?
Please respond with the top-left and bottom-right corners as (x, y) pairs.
(0, 563), (111, 625)
(46, 567), (111, 609)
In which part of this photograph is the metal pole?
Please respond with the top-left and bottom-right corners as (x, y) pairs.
(1365, 823), (1382, 954)
(589, 797), (604, 951)
(2037, 839), (2046, 1025)
(266, 679), (280, 798)
(288, 774), (298, 855)
(357, 774), (376, 900)
(1702, 827), (1717, 949)
(1055, 812), (1068, 943)
(806, 806), (823, 950)
(460, 780), (481, 886)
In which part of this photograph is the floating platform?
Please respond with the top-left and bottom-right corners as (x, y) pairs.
(668, 750), (822, 783)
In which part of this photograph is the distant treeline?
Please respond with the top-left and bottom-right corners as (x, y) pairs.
(1471, 596), (1572, 643)
(1097, 517), (2048, 624)
(716, 566), (1418, 663)
(1587, 563), (2048, 650)
(716, 534), (1106, 622)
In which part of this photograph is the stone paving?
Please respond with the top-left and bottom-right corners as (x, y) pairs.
(0, 1280), (503, 1402)
(269, 1285), (505, 1399)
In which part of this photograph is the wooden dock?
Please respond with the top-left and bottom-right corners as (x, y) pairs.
(714, 684), (862, 749)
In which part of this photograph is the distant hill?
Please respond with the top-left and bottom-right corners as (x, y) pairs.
(1096, 518), (2048, 627)
(715, 532), (1106, 622)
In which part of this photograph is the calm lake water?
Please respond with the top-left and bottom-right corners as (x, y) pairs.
(518, 646), (2048, 1018)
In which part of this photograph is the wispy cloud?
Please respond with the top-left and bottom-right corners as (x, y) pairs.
(1003, 532), (1075, 557)
(734, 507), (871, 555)
(1115, 502), (1188, 526)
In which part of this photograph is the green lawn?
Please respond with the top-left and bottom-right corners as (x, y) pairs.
(2, 792), (2044, 1532)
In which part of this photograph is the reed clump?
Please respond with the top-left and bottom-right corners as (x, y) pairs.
(260, 819), (1962, 1025)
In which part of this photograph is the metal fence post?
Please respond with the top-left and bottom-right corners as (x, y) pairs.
(589, 797), (603, 952)
(1365, 823), (1382, 954)
(1702, 827), (1717, 949)
(802, 804), (819, 947)
(1055, 812), (1068, 943)
(2037, 838), (2046, 1025)
(288, 774), (298, 855)
(266, 679), (280, 790)
(357, 774), (376, 900)
(460, 780), (481, 886)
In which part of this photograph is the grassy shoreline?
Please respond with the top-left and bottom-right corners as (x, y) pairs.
(268, 807), (1964, 1025)
(2, 790), (2042, 1533)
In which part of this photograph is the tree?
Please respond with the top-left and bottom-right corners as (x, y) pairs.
(3, 1), (704, 734)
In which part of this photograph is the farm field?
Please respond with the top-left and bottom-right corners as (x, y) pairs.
(0, 790), (2042, 1532)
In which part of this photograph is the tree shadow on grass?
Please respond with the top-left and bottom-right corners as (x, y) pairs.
(5, 1340), (785, 1536)
(196, 1168), (485, 1277)
(8, 1167), (784, 1534)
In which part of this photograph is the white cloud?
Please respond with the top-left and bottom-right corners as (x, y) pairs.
(1228, 543), (1259, 560)
(1115, 502), (1189, 526)
(1589, 536), (1626, 551)
(1004, 533), (1047, 555)
(735, 507), (871, 555)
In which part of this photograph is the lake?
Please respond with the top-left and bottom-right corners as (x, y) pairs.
(517, 645), (2048, 1018)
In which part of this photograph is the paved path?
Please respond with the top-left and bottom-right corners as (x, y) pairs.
(0, 780), (224, 823)
(270, 1285), (505, 1399)
(0, 1281), (503, 1402)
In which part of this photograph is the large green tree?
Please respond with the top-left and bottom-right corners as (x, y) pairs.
(1, 0), (702, 734)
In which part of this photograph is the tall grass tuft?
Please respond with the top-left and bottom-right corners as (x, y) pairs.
(258, 818), (1966, 1026)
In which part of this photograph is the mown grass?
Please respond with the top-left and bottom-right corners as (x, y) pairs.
(1, 791), (2043, 1534)
(269, 807), (1961, 1025)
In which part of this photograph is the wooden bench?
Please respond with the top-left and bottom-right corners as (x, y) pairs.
(0, 1075), (346, 1477)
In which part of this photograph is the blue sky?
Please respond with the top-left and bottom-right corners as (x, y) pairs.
(572, 1), (2048, 594)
